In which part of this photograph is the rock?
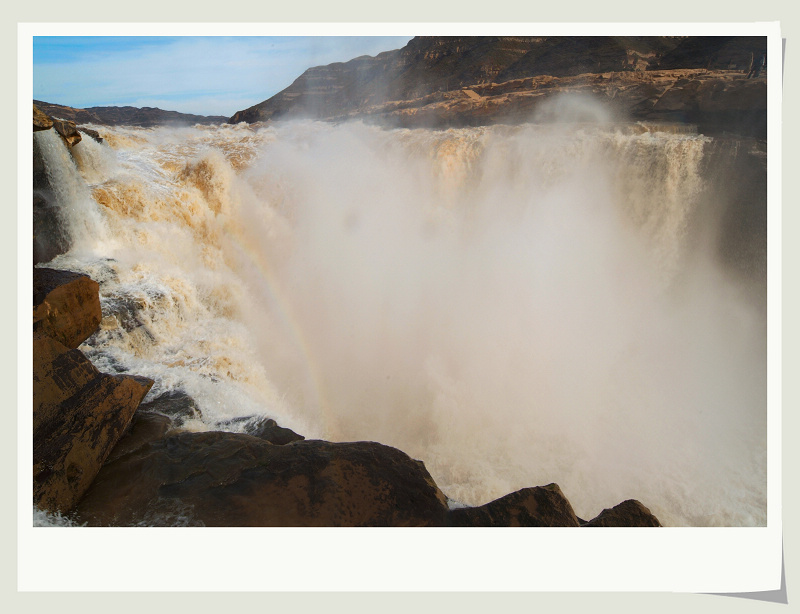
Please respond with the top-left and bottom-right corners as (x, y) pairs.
(137, 390), (201, 427)
(34, 268), (101, 349)
(104, 412), (173, 465)
(51, 118), (82, 147)
(448, 484), (581, 527)
(92, 292), (156, 349)
(248, 418), (305, 444)
(217, 415), (305, 445)
(33, 103), (53, 131)
(583, 499), (662, 527)
(33, 332), (153, 513)
(74, 433), (449, 526)
(78, 127), (103, 143)
(32, 192), (70, 265)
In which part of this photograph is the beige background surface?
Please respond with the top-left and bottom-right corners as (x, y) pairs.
(6, 2), (796, 610)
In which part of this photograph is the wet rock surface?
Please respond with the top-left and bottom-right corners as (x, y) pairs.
(75, 432), (450, 527)
(448, 484), (581, 527)
(583, 499), (662, 527)
(217, 415), (305, 445)
(137, 390), (202, 428)
(33, 332), (153, 513)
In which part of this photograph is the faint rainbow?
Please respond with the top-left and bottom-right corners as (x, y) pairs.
(224, 222), (339, 441)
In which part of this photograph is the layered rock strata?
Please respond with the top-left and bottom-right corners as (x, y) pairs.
(34, 268), (102, 349)
(229, 36), (767, 137)
(33, 332), (153, 513)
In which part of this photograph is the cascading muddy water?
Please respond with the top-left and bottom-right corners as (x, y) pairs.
(39, 113), (767, 527)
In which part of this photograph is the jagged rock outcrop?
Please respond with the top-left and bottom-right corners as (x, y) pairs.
(583, 499), (662, 527)
(229, 36), (766, 137)
(33, 331), (153, 513)
(74, 431), (449, 526)
(34, 99), (227, 127)
(78, 127), (103, 143)
(51, 118), (82, 147)
(33, 103), (53, 131)
(34, 268), (101, 349)
(448, 484), (581, 527)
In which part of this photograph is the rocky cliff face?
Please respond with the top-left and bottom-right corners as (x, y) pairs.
(229, 36), (767, 137)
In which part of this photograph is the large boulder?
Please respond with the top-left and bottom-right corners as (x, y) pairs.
(448, 484), (581, 527)
(583, 499), (662, 527)
(34, 268), (101, 349)
(51, 118), (82, 147)
(33, 332), (153, 513)
(78, 127), (103, 143)
(74, 431), (449, 526)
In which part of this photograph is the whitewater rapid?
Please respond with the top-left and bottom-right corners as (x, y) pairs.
(36, 116), (767, 527)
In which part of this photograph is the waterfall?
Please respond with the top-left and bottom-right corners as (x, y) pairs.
(37, 118), (767, 526)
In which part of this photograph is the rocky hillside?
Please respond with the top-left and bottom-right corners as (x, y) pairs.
(34, 100), (227, 127)
(229, 36), (767, 137)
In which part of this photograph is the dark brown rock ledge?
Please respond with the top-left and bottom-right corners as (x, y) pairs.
(74, 430), (450, 527)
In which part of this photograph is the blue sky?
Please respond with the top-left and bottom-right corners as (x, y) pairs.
(33, 36), (414, 117)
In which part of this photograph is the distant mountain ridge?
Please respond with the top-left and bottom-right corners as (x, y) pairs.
(34, 100), (227, 127)
(228, 35), (767, 127)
